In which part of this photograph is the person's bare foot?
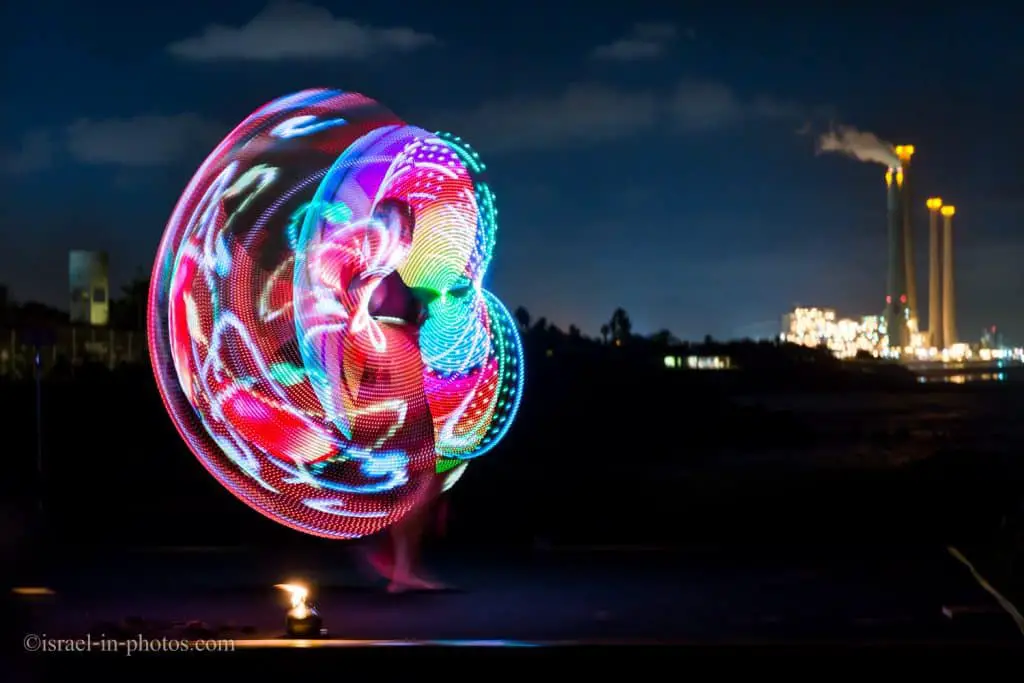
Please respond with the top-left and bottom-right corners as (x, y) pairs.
(401, 574), (447, 591)
(386, 574), (446, 593)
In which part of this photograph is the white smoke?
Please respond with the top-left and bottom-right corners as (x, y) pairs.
(816, 125), (899, 167)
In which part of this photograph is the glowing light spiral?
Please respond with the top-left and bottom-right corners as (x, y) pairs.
(148, 89), (524, 539)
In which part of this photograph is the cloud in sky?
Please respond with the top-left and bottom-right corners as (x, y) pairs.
(11, 80), (815, 173)
(0, 130), (55, 175)
(436, 83), (661, 154)
(590, 22), (681, 62)
(167, 2), (438, 62)
(438, 80), (814, 154)
(66, 114), (225, 167)
(670, 81), (807, 132)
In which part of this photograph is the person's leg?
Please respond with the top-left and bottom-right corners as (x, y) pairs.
(387, 500), (438, 591)
(364, 534), (394, 580)
(387, 476), (444, 592)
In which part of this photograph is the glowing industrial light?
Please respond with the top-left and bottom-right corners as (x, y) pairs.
(926, 197), (943, 211)
(781, 307), (886, 359)
(941, 205), (956, 217)
(895, 144), (915, 160)
(885, 169), (894, 186)
(895, 168), (904, 186)
(900, 294), (907, 304)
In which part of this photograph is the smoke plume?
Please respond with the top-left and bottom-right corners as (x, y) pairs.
(816, 125), (899, 167)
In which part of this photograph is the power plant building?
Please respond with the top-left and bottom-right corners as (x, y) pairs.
(897, 146), (919, 331)
(926, 197), (944, 348)
(884, 166), (909, 348)
(69, 250), (110, 326)
(782, 142), (970, 361)
(883, 144), (920, 352)
(781, 307), (885, 359)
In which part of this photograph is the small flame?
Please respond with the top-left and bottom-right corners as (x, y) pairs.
(275, 583), (310, 619)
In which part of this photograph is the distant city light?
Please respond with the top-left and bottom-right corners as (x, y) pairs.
(781, 306), (1023, 363)
(781, 307), (885, 359)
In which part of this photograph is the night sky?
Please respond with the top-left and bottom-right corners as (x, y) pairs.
(2, 2), (1022, 341)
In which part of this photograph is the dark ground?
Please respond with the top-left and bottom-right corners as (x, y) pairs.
(3, 360), (1024, 673)
(12, 543), (1022, 642)
(5, 543), (1021, 683)
(8, 542), (1022, 673)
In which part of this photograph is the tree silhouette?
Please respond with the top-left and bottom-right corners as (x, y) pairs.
(514, 306), (531, 333)
(110, 273), (150, 330)
(609, 308), (632, 345)
(649, 329), (677, 347)
(600, 324), (610, 344)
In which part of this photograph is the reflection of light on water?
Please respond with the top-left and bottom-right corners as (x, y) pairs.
(917, 372), (1007, 384)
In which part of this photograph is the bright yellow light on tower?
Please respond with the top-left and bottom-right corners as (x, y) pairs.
(885, 169), (893, 186)
(895, 145), (915, 160)
(896, 168), (904, 186)
(941, 205), (956, 217)
(926, 197), (943, 211)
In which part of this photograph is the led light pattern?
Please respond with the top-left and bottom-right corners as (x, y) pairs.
(148, 90), (524, 539)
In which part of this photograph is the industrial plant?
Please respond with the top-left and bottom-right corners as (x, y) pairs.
(69, 249), (110, 326)
(783, 142), (1021, 365)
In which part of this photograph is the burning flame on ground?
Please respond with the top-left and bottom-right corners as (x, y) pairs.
(275, 583), (311, 619)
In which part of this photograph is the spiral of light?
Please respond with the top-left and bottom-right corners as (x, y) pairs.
(148, 90), (524, 539)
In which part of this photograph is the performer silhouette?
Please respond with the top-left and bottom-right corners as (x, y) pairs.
(361, 219), (449, 592)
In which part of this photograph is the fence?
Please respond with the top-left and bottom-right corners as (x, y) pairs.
(0, 326), (146, 378)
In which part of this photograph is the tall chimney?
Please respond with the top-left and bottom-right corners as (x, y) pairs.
(926, 197), (943, 349)
(885, 167), (909, 350)
(941, 205), (957, 346)
(895, 145), (918, 332)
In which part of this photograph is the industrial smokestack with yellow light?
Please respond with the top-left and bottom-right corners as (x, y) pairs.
(926, 197), (943, 348)
(885, 167), (909, 349)
(941, 205), (958, 346)
(894, 145), (918, 333)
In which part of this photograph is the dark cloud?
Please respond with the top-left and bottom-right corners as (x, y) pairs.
(167, 2), (438, 62)
(66, 114), (225, 167)
(10, 80), (817, 172)
(591, 22), (679, 62)
(0, 130), (54, 175)
(432, 83), (661, 154)
(671, 81), (811, 132)
(437, 80), (817, 154)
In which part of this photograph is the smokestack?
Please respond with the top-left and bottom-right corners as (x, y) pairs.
(885, 168), (909, 349)
(926, 198), (943, 349)
(941, 205), (957, 346)
(895, 145), (918, 332)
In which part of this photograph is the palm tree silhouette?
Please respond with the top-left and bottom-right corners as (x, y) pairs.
(514, 306), (531, 333)
(609, 308), (632, 345)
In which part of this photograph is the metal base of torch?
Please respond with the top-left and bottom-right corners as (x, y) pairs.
(285, 609), (323, 638)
